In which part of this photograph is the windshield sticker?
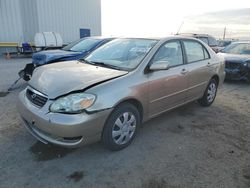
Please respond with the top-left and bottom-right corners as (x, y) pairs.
(129, 47), (151, 53)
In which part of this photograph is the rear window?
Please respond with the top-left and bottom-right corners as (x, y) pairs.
(197, 37), (209, 44)
(208, 37), (218, 46)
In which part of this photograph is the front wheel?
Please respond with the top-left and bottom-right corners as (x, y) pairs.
(102, 103), (140, 151)
(198, 79), (218, 106)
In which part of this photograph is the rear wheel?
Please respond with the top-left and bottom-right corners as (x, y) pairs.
(198, 79), (218, 106)
(102, 103), (140, 151)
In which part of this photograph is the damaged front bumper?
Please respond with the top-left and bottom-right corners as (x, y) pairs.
(225, 68), (250, 81)
(17, 89), (113, 148)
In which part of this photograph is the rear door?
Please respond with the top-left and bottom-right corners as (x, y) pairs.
(147, 40), (188, 117)
(182, 40), (212, 101)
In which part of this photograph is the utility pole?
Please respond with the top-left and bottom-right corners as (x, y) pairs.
(223, 27), (226, 40)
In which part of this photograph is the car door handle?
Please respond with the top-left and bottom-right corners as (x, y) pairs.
(207, 62), (212, 67)
(181, 69), (188, 75)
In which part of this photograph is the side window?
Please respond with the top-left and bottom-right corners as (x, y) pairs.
(184, 40), (207, 63)
(152, 41), (183, 67)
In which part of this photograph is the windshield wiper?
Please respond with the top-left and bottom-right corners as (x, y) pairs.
(89, 61), (124, 70)
(78, 58), (93, 65)
(79, 59), (125, 70)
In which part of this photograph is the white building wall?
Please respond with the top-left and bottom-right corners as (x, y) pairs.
(19, 0), (39, 42)
(36, 0), (102, 43)
(0, 0), (101, 44)
(0, 0), (23, 42)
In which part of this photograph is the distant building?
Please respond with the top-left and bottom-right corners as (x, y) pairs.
(0, 0), (101, 45)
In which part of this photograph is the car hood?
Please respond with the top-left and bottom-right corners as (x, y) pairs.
(29, 61), (128, 99)
(218, 52), (250, 63)
(32, 50), (83, 65)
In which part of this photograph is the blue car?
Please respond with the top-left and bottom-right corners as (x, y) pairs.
(33, 37), (113, 66)
(20, 37), (113, 81)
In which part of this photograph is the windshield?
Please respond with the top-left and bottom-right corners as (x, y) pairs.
(85, 38), (158, 70)
(62, 38), (101, 52)
(221, 43), (250, 54)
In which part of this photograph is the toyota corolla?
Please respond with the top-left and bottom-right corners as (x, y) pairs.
(17, 37), (225, 150)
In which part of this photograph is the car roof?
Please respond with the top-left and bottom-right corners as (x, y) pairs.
(114, 35), (204, 41)
(74, 36), (204, 45)
(177, 33), (214, 38)
(161, 35), (203, 41)
(80, 36), (115, 40)
(112, 36), (161, 40)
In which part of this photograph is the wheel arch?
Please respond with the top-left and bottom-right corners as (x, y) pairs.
(113, 98), (144, 123)
(211, 74), (220, 85)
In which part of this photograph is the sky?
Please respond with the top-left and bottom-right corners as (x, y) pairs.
(101, 0), (250, 39)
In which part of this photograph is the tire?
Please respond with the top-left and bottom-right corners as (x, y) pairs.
(102, 103), (140, 151)
(198, 79), (218, 107)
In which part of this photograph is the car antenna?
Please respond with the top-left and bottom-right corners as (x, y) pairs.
(176, 21), (184, 35)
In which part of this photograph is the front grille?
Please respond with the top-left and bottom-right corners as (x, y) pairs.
(26, 88), (47, 108)
(225, 61), (241, 69)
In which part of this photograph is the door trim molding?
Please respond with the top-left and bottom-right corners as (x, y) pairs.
(150, 81), (207, 103)
(150, 97), (201, 118)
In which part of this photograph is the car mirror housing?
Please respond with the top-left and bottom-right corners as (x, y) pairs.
(149, 60), (170, 71)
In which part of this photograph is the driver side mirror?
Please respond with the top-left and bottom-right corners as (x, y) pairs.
(149, 60), (170, 71)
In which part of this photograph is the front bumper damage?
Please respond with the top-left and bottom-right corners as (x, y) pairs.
(17, 89), (113, 148)
(225, 61), (250, 81)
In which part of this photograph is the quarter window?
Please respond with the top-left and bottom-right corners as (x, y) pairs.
(183, 41), (209, 63)
(152, 41), (183, 67)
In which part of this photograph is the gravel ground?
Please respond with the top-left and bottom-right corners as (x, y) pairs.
(0, 57), (250, 188)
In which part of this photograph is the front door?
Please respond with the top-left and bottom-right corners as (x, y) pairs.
(148, 40), (188, 118)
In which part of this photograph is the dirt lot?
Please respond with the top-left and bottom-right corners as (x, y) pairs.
(0, 57), (250, 188)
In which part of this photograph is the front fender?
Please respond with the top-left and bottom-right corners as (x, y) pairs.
(85, 72), (149, 121)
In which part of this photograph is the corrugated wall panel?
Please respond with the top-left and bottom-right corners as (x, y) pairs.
(19, 0), (39, 42)
(0, 0), (101, 46)
(0, 0), (23, 42)
(36, 0), (101, 43)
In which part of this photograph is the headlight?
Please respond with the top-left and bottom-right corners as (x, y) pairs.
(50, 93), (96, 113)
(243, 60), (250, 68)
